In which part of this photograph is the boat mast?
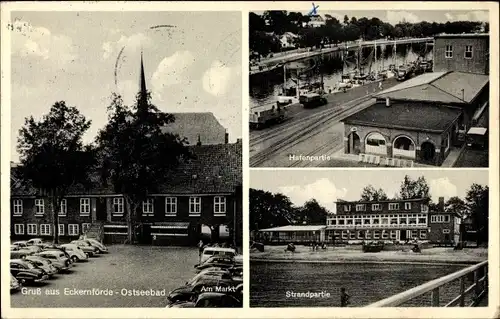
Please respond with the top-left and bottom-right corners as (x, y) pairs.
(393, 40), (396, 66)
(283, 63), (287, 95)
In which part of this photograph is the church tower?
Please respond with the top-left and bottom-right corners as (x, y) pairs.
(138, 51), (149, 114)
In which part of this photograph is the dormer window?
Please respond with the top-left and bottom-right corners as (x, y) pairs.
(388, 203), (399, 210)
(355, 204), (365, 212)
(404, 202), (412, 210)
(343, 205), (351, 212)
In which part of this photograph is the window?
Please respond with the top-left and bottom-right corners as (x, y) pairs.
(442, 229), (450, 234)
(40, 224), (51, 235)
(58, 224), (65, 236)
(365, 231), (371, 239)
(418, 217), (427, 224)
(344, 205), (351, 212)
(35, 199), (44, 215)
(354, 218), (362, 225)
(411, 230), (418, 238)
(373, 230), (380, 239)
(420, 230), (427, 239)
(80, 198), (90, 216)
(142, 198), (154, 216)
(372, 204), (381, 211)
(363, 218), (371, 225)
(68, 224), (79, 236)
(373, 218), (380, 225)
(59, 199), (67, 216)
(431, 215), (450, 223)
(390, 218), (398, 225)
(404, 202), (412, 210)
(27, 224), (37, 235)
(356, 204), (366, 212)
(421, 204), (429, 213)
(381, 231), (389, 239)
(214, 196), (226, 216)
(349, 232), (356, 239)
(113, 197), (124, 216)
(14, 224), (25, 235)
(331, 219), (337, 225)
(388, 203), (399, 210)
(409, 217), (417, 225)
(189, 197), (201, 216)
(82, 223), (91, 233)
(338, 219), (345, 225)
(346, 218), (353, 225)
(444, 215), (450, 223)
(165, 197), (177, 216)
(341, 231), (348, 239)
(381, 218), (389, 225)
(390, 231), (397, 239)
(399, 216), (407, 224)
(445, 45), (453, 58)
(465, 45), (473, 59)
(13, 199), (23, 215)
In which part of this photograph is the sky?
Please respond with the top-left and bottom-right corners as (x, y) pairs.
(9, 11), (242, 162)
(252, 10), (489, 24)
(250, 170), (489, 213)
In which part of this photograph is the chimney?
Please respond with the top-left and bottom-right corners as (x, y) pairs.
(438, 197), (445, 211)
(224, 130), (229, 144)
(385, 97), (391, 107)
(197, 135), (202, 146)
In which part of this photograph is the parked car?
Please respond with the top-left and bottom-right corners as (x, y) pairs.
(60, 244), (89, 262)
(299, 93), (327, 109)
(200, 247), (236, 264)
(42, 246), (73, 262)
(12, 241), (29, 248)
(10, 259), (49, 285)
(195, 256), (236, 272)
(85, 238), (108, 253)
(10, 249), (34, 259)
(35, 251), (71, 272)
(70, 240), (98, 256)
(166, 292), (243, 308)
(26, 238), (44, 246)
(25, 245), (43, 254)
(10, 274), (21, 292)
(24, 257), (58, 278)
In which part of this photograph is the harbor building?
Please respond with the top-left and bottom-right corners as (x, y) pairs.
(256, 225), (326, 244)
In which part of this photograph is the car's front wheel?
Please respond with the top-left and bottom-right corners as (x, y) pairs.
(72, 256), (79, 262)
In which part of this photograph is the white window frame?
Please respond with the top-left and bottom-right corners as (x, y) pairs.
(344, 205), (351, 212)
(214, 196), (226, 216)
(404, 202), (412, 210)
(444, 215), (450, 223)
(165, 197), (177, 216)
(442, 229), (450, 234)
(68, 224), (79, 236)
(80, 198), (90, 216)
(35, 199), (44, 215)
(464, 45), (473, 59)
(113, 197), (124, 216)
(58, 224), (65, 236)
(421, 204), (429, 213)
(355, 204), (365, 212)
(14, 224), (25, 235)
(27, 224), (37, 235)
(389, 203), (399, 210)
(40, 224), (51, 236)
(13, 199), (23, 215)
(142, 198), (154, 216)
(59, 199), (67, 216)
(82, 223), (91, 233)
(420, 230), (427, 239)
(372, 204), (381, 211)
(189, 197), (201, 216)
(445, 45), (453, 58)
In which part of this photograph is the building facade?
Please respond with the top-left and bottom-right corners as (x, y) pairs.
(433, 33), (489, 75)
(10, 142), (243, 246)
(428, 197), (462, 244)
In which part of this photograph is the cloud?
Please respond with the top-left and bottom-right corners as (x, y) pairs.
(151, 51), (196, 101)
(430, 178), (457, 200)
(102, 32), (152, 60)
(278, 178), (348, 213)
(386, 11), (421, 24)
(116, 79), (138, 106)
(11, 19), (77, 64)
(202, 61), (236, 96)
(445, 11), (489, 22)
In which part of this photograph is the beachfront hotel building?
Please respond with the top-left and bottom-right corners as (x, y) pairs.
(258, 197), (461, 245)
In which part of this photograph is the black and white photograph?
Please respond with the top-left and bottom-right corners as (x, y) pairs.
(249, 10), (490, 168)
(250, 170), (489, 307)
(7, 10), (243, 308)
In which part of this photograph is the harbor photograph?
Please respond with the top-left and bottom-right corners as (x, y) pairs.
(250, 170), (489, 307)
(249, 10), (490, 168)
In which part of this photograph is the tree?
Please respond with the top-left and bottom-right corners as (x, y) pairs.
(445, 196), (469, 217)
(343, 15), (349, 25)
(296, 199), (330, 225)
(399, 175), (430, 199)
(96, 90), (191, 243)
(17, 101), (96, 244)
(465, 184), (489, 245)
(360, 185), (388, 201)
(250, 188), (296, 230)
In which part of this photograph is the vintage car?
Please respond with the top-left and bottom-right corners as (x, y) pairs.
(12, 241), (29, 248)
(24, 256), (58, 278)
(85, 238), (109, 253)
(195, 256), (236, 272)
(299, 93), (327, 109)
(249, 104), (288, 130)
(10, 249), (35, 259)
(70, 240), (98, 256)
(466, 127), (488, 149)
(11, 274), (21, 292)
(166, 292), (243, 308)
(26, 238), (45, 246)
(200, 247), (236, 264)
(60, 244), (89, 262)
(10, 259), (49, 284)
(41, 245), (73, 261)
(35, 250), (71, 272)
(25, 245), (43, 254)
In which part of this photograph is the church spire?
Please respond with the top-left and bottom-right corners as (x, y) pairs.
(138, 51), (148, 112)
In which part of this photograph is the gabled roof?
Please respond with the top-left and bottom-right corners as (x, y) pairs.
(162, 112), (227, 146)
(336, 198), (429, 204)
(375, 71), (489, 104)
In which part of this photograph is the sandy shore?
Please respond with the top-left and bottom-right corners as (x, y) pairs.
(250, 245), (488, 264)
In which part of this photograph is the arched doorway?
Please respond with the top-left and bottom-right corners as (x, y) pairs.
(420, 141), (436, 163)
(365, 132), (387, 156)
(347, 132), (361, 154)
(393, 135), (416, 159)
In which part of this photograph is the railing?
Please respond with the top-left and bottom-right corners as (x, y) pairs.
(367, 260), (488, 307)
(393, 148), (416, 159)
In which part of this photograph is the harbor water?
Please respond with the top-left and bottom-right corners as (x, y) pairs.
(250, 45), (433, 109)
(250, 261), (478, 307)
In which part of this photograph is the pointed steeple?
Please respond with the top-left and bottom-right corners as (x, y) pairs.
(138, 50), (148, 113)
